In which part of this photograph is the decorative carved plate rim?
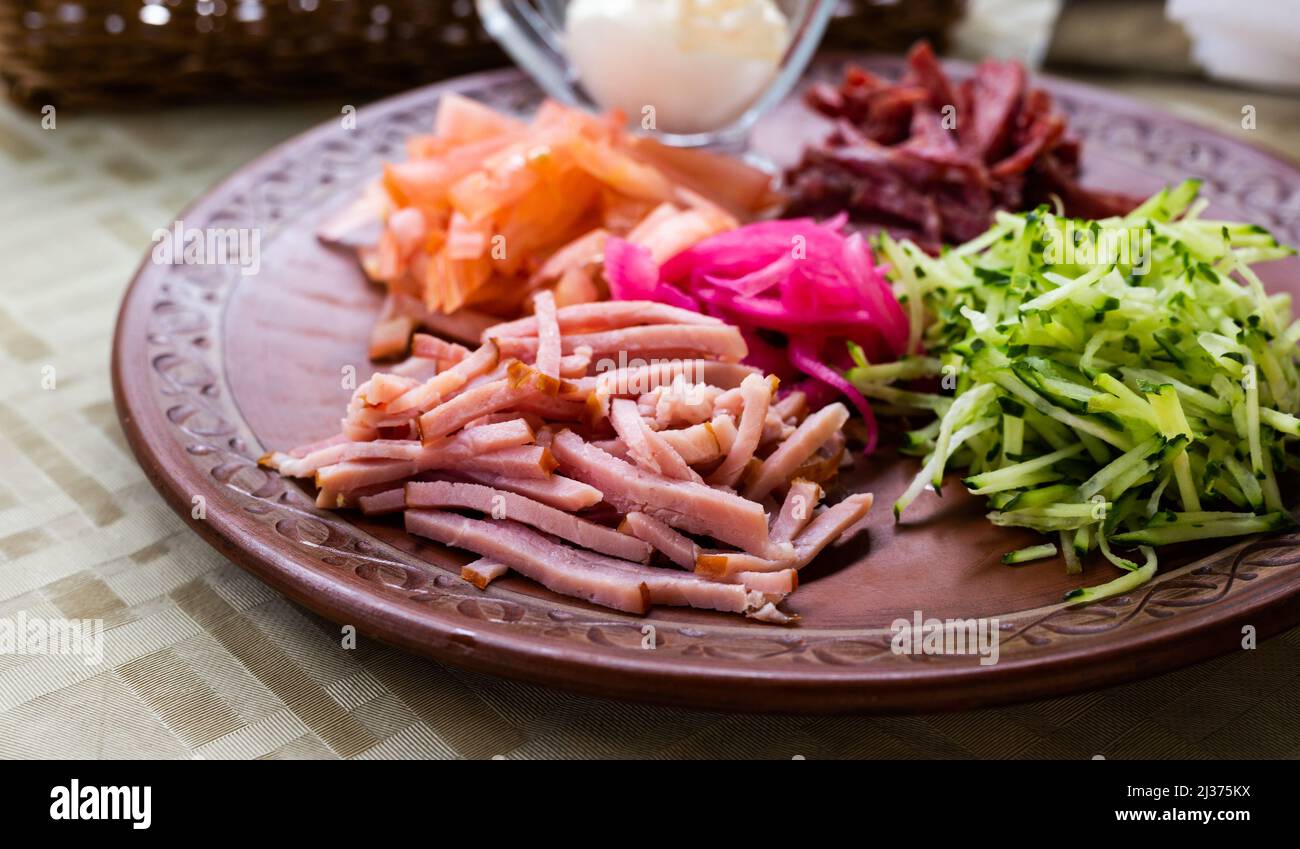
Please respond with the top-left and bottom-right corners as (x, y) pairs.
(112, 59), (1300, 713)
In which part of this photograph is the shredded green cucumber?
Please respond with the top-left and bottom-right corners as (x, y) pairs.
(857, 181), (1299, 603)
(1001, 543), (1059, 565)
(1110, 511), (1294, 546)
(1064, 547), (1157, 604)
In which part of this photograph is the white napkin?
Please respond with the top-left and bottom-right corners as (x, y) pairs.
(1169, 0), (1300, 89)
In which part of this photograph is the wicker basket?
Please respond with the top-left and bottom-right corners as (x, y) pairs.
(0, 0), (963, 110)
(829, 0), (964, 54)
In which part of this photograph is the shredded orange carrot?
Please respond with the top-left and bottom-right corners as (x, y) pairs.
(360, 97), (778, 325)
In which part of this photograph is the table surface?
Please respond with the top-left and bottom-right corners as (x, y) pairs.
(2, 73), (1299, 760)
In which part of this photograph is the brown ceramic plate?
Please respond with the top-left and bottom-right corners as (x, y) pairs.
(113, 57), (1300, 713)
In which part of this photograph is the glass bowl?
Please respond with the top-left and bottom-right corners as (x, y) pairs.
(476, 0), (835, 147)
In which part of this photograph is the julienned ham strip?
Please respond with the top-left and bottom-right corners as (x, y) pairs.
(461, 557), (509, 590)
(607, 398), (702, 482)
(771, 479), (824, 542)
(531, 290), (563, 380)
(406, 510), (790, 621)
(707, 373), (772, 488)
(406, 511), (653, 613)
(452, 469), (602, 511)
(549, 429), (777, 556)
(267, 299), (873, 623)
(262, 418), (533, 478)
(620, 511), (798, 598)
(695, 494), (875, 579)
(405, 480), (652, 563)
(483, 300), (723, 338)
(494, 323), (749, 363)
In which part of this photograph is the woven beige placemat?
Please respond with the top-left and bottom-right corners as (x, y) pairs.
(1, 83), (1298, 760)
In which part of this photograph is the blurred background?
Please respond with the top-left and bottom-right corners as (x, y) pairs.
(2, 0), (1299, 759)
(2, 0), (1298, 109)
(3, 0), (1296, 248)
(2, 1), (1294, 208)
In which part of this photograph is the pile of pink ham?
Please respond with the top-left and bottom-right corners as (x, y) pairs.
(262, 295), (873, 623)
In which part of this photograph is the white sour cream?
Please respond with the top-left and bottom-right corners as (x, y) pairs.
(564, 0), (789, 135)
